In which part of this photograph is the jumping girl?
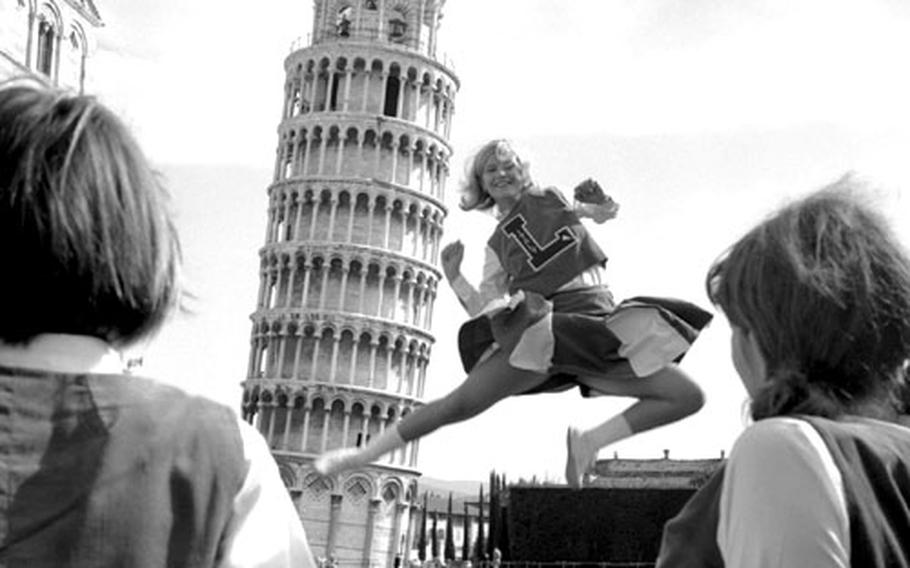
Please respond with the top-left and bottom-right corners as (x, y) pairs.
(315, 139), (712, 487)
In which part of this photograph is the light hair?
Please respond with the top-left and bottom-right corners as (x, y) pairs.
(458, 139), (532, 211)
(707, 175), (910, 420)
(0, 79), (182, 345)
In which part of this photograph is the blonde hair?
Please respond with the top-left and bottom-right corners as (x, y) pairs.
(0, 79), (182, 345)
(458, 139), (532, 211)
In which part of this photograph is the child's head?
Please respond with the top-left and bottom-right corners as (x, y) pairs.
(707, 175), (910, 420)
(0, 80), (182, 346)
(459, 138), (532, 211)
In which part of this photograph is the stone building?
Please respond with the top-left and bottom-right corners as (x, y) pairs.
(0, 0), (102, 91)
(503, 455), (725, 565)
(589, 451), (724, 489)
(241, 1), (458, 565)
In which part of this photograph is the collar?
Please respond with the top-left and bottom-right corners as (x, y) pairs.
(0, 334), (125, 375)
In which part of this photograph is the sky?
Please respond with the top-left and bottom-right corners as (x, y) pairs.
(87, 0), (910, 481)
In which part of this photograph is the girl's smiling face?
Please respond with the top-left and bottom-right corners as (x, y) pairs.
(480, 144), (527, 207)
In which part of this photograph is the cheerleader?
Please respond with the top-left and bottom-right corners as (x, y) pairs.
(315, 139), (711, 487)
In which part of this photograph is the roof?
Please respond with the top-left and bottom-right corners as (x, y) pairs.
(590, 456), (724, 489)
(66, 0), (103, 27)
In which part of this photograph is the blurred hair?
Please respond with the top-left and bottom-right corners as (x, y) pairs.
(707, 175), (910, 420)
(0, 79), (182, 345)
(458, 138), (532, 211)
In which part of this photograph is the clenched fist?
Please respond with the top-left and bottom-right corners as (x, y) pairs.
(574, 178), (619, 221)
(574, 178), (609, 204)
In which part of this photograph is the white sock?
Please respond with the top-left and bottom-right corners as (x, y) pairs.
(581, 414), (633, 453)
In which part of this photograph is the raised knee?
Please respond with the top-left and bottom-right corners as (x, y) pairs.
(681, 381), (705, 415)
(659, 366), (705, 417)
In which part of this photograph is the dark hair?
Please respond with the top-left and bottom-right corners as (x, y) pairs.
(0, 80), (182, 345)
(707, 175), (910, 420)
(458, 138), (532, 211)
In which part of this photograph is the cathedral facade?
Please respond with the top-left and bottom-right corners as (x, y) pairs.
(0, 0), (102, 91)
(241, 1), (458, 565)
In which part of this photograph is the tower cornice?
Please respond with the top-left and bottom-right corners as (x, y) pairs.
(288, 40), (459, 88)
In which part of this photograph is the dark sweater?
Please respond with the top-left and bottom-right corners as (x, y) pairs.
(657, 415), (910, 567)
(0, 366), (246, 567)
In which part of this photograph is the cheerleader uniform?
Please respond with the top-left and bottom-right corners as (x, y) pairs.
(450, 186), (712, 395)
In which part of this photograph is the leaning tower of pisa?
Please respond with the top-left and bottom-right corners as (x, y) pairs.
(241, 1), (458, 565)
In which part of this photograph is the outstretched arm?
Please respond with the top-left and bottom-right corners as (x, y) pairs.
(442, 241), (509, 317)
(573, 178), (619, 224)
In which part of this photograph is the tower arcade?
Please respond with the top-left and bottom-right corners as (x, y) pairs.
(241, 1), (458, 564)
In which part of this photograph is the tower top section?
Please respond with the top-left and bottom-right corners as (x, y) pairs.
(307, 0), (448, 60)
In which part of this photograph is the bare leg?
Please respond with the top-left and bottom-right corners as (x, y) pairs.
(315, 349), (549, 475)
(398, 349), (547, 440)
(579, 363), (704, 433)
(566, 364), (704, 487)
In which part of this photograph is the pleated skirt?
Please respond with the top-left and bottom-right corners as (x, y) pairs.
(456, 285), (713, 397)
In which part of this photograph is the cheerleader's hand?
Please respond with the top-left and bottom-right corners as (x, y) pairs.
(574, 178), (619, 221)
(573, 178), (609, 204)
(440, 240), (465, 282)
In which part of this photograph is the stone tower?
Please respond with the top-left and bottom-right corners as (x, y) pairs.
(241, 0), (458, 565)
(0, 0), (103, 91)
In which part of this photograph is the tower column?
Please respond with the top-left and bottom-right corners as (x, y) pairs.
(382, 203), (393, 249)
(285, 257), (298, 307)
(405, 279), (416, 325)
(277, 329), (289, 376)
(367, 340), (379, 389)
(390, 273), (402, 321)
(319, 407), (331, 452)
(326, 494), (343, 557)
(292, 329), (305, 379)
(317, 135), (328, 175)
(341, 409), (352, 445)
(346, 192), (357, 242)
(318, 267), (330, 309)
(300, 261), (313, 309)
(397, 349), (408, 394)
(342, 69), (354, 112)
(358, 266), (369, 314)
(326, 197), (339, 240)
(419, 151), (428, 194)
(299, 131), (310, 175)
(309, 335), (322, 381)
(308, 193), (319, 240)
(348, 334), (359, 384)
(282, 401), (293, 448)
(300, 402), (312, 452)
(266, 400), (278, 446)
(390, 140), (400, 184)
(338, 265), (350, 311)
(329, 335), (341, 382)
(376, 271), (387, 317)
(361, 498), (382, 566)
(389, 502), (408, 565)
(292, 192), (305, 239)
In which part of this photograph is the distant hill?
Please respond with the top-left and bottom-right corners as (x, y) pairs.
(420, 476), (484, 496)
(418, 476), (486, 512)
